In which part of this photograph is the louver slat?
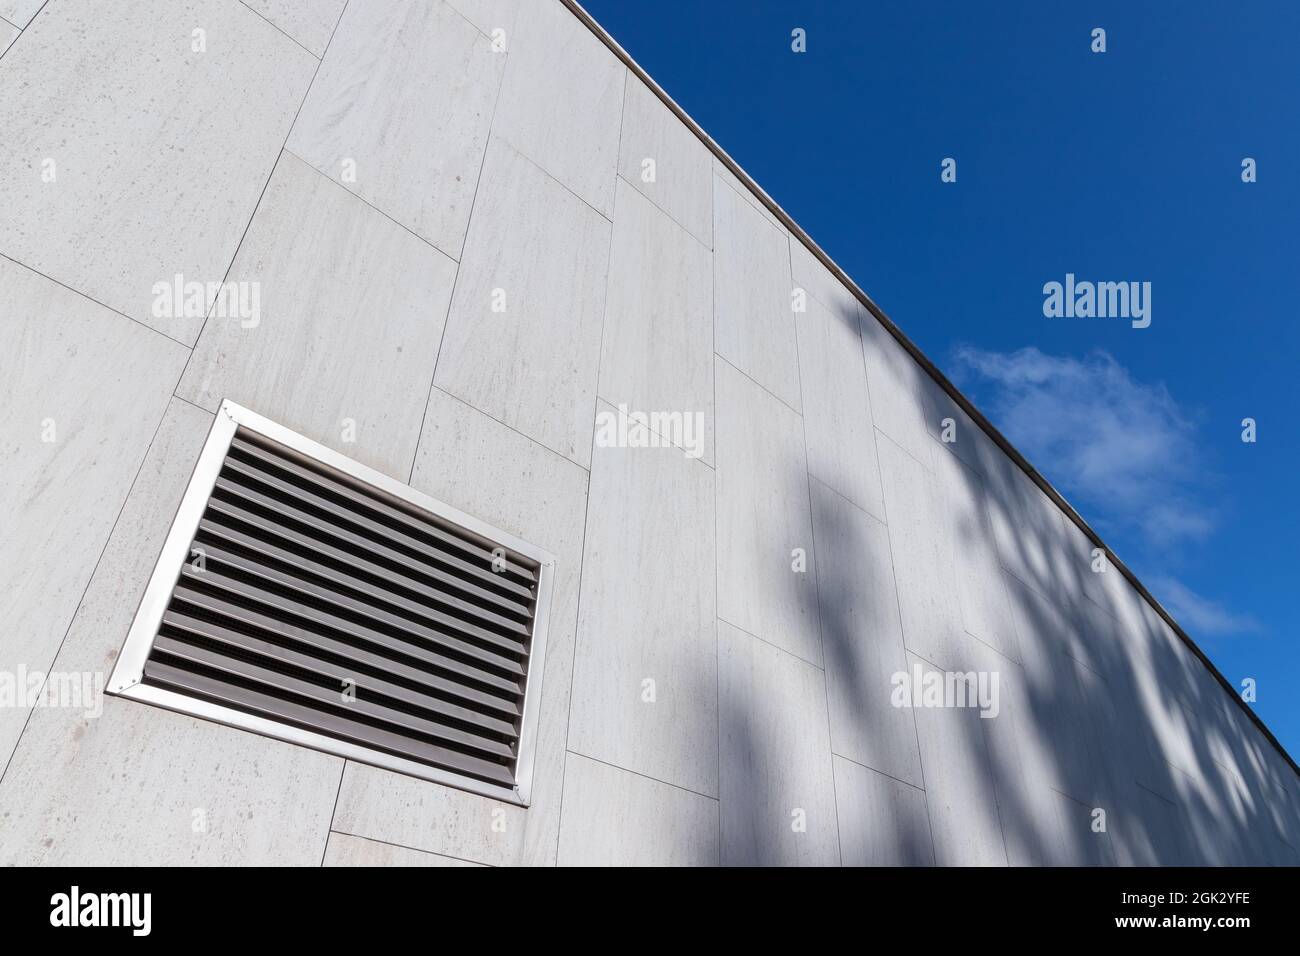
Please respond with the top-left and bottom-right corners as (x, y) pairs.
(163, 588), (521, 718)
(159, 611), (520, 739)
(178, 556), (526, 676)
(196, 517), (532, 646)
(219, 453), (535, 601)
(203, 494), (533, 620)
(143, 661), (517, 787)
(168, 583), (523, 705)
(228, 436), (537, 585)
(129, 420), (548, 795)
(149, 635), (516, 759)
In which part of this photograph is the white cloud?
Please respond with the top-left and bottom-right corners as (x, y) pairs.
(1148, 575), (1263, 636)
(951, 346), (1213, 548)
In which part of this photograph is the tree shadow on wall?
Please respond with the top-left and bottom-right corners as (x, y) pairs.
(747, 293), (1300, 867)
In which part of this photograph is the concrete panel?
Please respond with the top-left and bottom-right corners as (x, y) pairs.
(713, 174), (802, 411)
(434, 137), (611, 468)
(1043, 789), (1115, 866)
(907, 651), (1008, 866)
(0, 18), (16, 56)
(1204, 758), (1275, 865)
(1004, 560), (1096, 671)
(617, 75), (713, 246)
(859, 315), (935, 470)
(287, 0), (505, 259)
(795, 284), (884, 520)
(1182, 738), (1290, 866)
(557, 754), (719, 866)
(1196, 698), (1267, 830)
(0, 258), (189, 765)
(983, 453), (1078, 607)
(718, 621), (839, 866)
(1070, 643), (1179, 807)
(1088, 584), (1183, 796)
(0, 0), (316, 344)
(323, 833), (482, 867)
(1106, 782), (1189, 866)
(1074, 572), (1132, 683)
(1270, 836), (1298, 867)
(568, 403), (717, 796)
(243, 0), (346, 56)
(492, 0), (624, 216)
(332, 760), (524, 868)
(1004, 578), (1106, 807)
(331, 386), (589, 866)
(10, 397), (214, 685)
(1036, 565), (1152, 808)
(1121, 628), (1202, 786)
(715, 358), (821, 666)
(0, 399), (344, 866)
(875, 431), (968, 673)
(714, 158), (786, 231)
(1052, 504), (1114, 614)
(1086, 535), (1153, 635)
(1146, 609), (1210, 716)
(1209, 696), (1300, 852)
(177, 151), (457, 479)
(832, 756), (934, 866)
(1168, 761), (1243, 866)
(961, 638), (1054, 867)
(1262, 744), (1300, 849)
(934, 448), (1020, 661)
(598, 178), (713, 464)
(920, 376), (1000, 478)
(446, 0), (518, 40)
(1079, 668), (1142, 811)
(0, 700), (342, 866)
(810, 479), (921, 787)
(0, 0), (38, 29)
(789, 236), (862, 324)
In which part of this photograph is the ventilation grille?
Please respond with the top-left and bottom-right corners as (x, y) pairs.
(129, 420), (546, 795)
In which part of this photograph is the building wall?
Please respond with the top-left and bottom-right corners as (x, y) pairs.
(1, 0), (1296, 866)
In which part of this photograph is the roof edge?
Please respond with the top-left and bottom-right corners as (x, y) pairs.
(558, 0), (1298, 778)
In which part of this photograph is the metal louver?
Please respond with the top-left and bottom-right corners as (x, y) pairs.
(109, 401), (555, 804)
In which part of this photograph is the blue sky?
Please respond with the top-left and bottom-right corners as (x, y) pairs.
(581, 0), (1300, 756)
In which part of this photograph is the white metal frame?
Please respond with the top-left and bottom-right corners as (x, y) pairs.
(108, 400), (556, 806)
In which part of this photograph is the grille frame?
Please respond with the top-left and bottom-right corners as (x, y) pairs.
(108, 400), (556, 806)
